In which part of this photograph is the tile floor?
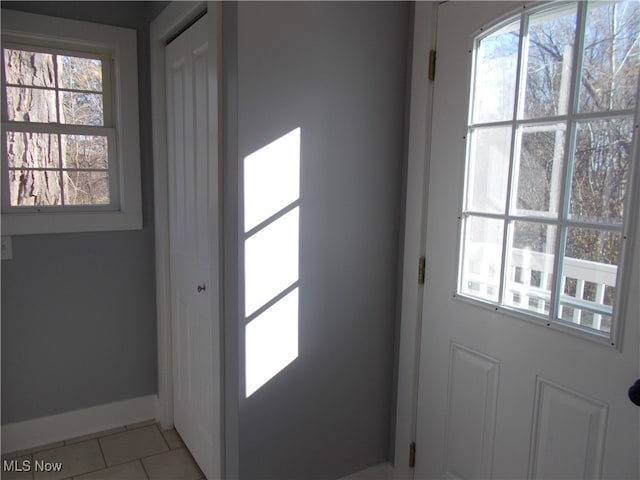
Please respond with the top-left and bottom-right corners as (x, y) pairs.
(1, 420), (205, 480)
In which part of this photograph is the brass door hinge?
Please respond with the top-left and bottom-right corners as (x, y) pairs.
(409, 442), (416, 468)
(428, 50), (436, 81)
(418, 256), (426, 285)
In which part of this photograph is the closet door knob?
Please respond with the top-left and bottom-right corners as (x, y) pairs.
(197, 284), (206, 293)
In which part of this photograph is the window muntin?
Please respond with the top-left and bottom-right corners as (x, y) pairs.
(459, 0), (639, 342)
(2, 44), (115, 209)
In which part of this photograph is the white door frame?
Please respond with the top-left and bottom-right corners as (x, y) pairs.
(392, 3), (438, 477)
(150, 0), (221, 430)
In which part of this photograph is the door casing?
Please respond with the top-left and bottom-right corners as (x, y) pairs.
(393, 3), (438, 477)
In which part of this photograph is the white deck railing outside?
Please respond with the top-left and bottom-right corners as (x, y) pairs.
(462, 244), (617, 333)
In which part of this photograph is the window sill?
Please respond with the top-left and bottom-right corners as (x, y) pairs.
(2, 210), (142, 235)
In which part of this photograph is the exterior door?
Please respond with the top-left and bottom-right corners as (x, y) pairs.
(165, 12), (222, 480)
(414, 2), (639, 479)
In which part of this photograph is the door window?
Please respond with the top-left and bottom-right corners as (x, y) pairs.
(458, 1), (639, 344)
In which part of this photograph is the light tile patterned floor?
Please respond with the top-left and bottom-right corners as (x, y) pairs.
(1, 421), (205, 480)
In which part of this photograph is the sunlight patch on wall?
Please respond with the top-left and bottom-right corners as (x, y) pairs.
(244, 128), (300, 232)
(243, 127), (301, 397)
(245, 289), (299, 397)
(245, 207), (299, 316)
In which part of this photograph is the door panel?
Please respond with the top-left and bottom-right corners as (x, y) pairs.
(443, 343), (500, 480)
(414, 2), (640, 478)
(529, 377), (608, 479)
(165, 13), (221, 480)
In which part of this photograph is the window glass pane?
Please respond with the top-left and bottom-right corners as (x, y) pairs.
(460, 216), (504, 302)
(569, 118), (633, 224)
(523, 5), (578, 118)
(63, 171), (110, 205)
(57, 55), (102, 92)
(6, 132), (59, 168)
(6, 87), (57, 122)
(505, 221), (556, 314)
(579, 0), (640, 113)
(60, 92), (103, 126)
(61, 135), (108, 169)
(565, 227), (620, 271)
(466, 126), (511, 213)
(3, 49), (55, 87)
(472, 20), (520, 123)
(8, 169), (61, 206)
(559, 228), (620, 333)
(559, 307), (612, 333)
(514, 123), (565, 216)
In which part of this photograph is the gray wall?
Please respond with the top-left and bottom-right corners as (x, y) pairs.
(1, 3), (410, 478)
(1, 1), (166, 423)
(228, 2), (410, 478)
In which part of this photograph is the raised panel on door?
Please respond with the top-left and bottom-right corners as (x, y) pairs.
(529, 377), (609, 479)
(444, 344), (500, 480)
(414, 2), (640, 479)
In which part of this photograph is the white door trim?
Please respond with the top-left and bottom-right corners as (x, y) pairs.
(392, 3), (437, 478)
(150, 0), (209, 430)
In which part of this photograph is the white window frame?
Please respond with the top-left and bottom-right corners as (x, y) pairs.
(1, 9), (142, 234)
(456, 1), (640, 348)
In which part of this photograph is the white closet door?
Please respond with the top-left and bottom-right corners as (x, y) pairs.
(165, 12), (222, 480)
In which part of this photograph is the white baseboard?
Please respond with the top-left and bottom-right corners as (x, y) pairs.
(339, 462), (394, 480)
(1, 394), (158, 455)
